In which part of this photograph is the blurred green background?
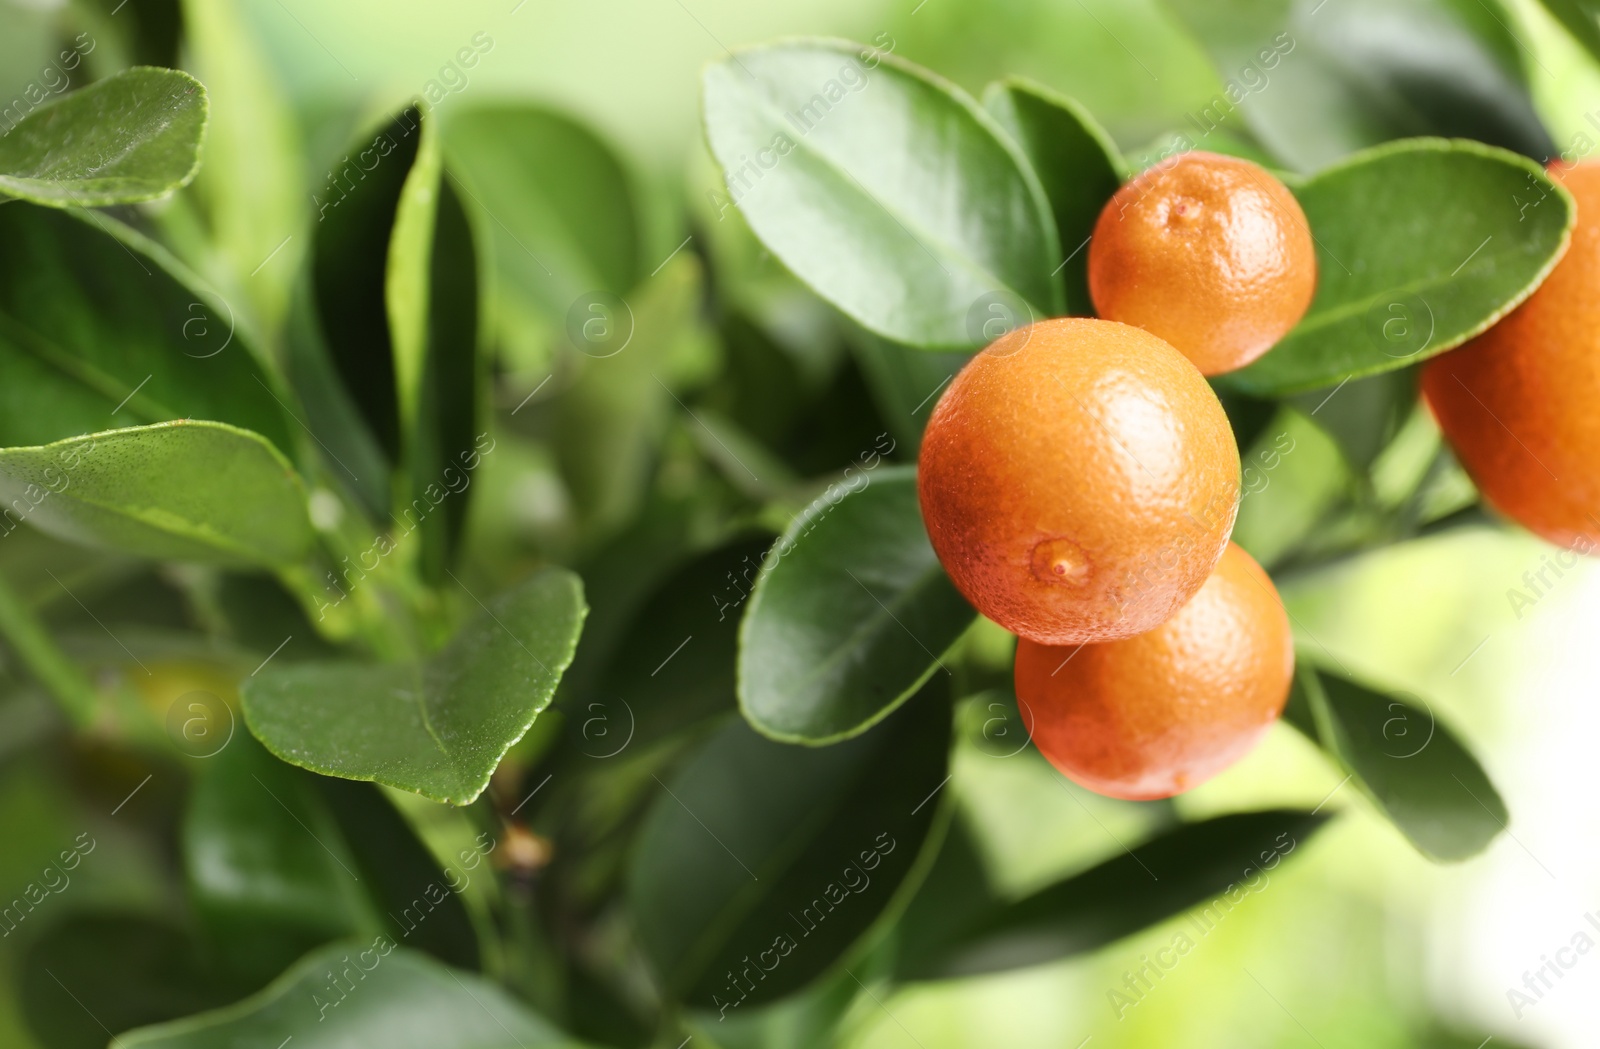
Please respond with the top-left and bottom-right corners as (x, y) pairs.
(3, 0), (1600, 1046)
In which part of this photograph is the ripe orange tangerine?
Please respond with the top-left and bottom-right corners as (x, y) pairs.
(1088, 151), (1316, 376)
(918, 317), (1240, 646)
(1422, 162), (1599, 550)
(1015, 542), (1294, 800)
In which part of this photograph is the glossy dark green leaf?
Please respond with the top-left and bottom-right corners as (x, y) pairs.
(886, 813), (1000, 975)
(702, 39), (1062, 348)
(1224, 139), (1573, 396)
(184, 738), (478, 991)
(20, 913), (234, 1049)
(311, 107), (419, 461)
(847, 328), (969, 453)
(311, 776), (480, 971)
(1286, 665), (1506, 861)
(739, 467), (974, 743)
(686, 963), (865, 1049)
(577, 534), (774, 757)
(1163, 0), (1555, 171)
(549, 253), (713, 534)
(0, 204), (295, 451)
(184, 739), (380, 989)
(0, 421), (313, 568)
(897, 809), (1328, 981)
(401, 170), (482, 580)
(311, 102), (481, 575)
(628, 683), (951, 1009)
(0, 67), (206, 206)
(283, 276), (392, 519)
(242, 567), (587, 804)
(441, 103), (640, 330)
(983, 77), (1126, 314)
(118, 942), (590, 1048)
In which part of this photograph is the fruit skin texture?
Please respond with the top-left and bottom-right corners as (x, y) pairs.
(1015, 542), (1293, 801)
(918, 317), (1239, 646)
(1088, 151), (1316, 376)
(1422, 162), (1600, 551)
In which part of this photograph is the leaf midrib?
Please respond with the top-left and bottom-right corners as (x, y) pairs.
(728, 77), (1053, 319)
(0, 460), (283, 565)
(670, 733), (901, 995)
(765, 563), (947, 723)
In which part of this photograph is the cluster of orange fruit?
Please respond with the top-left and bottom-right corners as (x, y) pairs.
(920, 151), (1600, 801)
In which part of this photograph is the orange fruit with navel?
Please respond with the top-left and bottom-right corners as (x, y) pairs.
(917, 317), (1239, 645)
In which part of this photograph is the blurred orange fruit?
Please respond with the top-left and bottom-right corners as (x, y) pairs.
(1088, 151), (1316, 376)
(1421, 162), (1597, 550)
(1014, 542), (1293, 800)
(918, 317), (1239, 645)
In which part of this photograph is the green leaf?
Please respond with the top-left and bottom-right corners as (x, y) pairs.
(0, 203), (295, 452)
(312, 775), (480, 971)
(184, 738), (478, 991)
(983, 77), (1127, 315)
(20, 913), (236, 1049)
(311, 107), (420, 462)
(388, 109), (446, 448)
(1535, 0), (1600, 68)
(0, 421), (312, 568)
(0, 67), (207, 207)
(310, 103), (483, 572)
(583, 534), (774, 755)
(441, 103), (640, 360)
(117, 942), (590, 1049)
(897, 809), (1329, 981)
(702, 39), (1062, 348)
(1223, 139), (1574, 396)
(242, 567), (587, 804)
(846, 327), (970, 453)
(184, 739), (381, 989)
(628, 683), (951, 1009)
(399, 168), (482, 580)
(885, 813), (1000, 975)
(739, 466), (974, 744)
(1289, 368), (1417, 472)
(1162, 0), (1556, 171)
(182, 0), (306, 334)
(1230, 407), (1349, 570)
(549, 252), (715, 535)
(685, 963), (864, 1049)
(1286, 665), (1507, 861)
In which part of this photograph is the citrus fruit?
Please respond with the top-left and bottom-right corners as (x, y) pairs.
(1088, 151), (1317, 376)
(918, 317), (1240, 645)
(1014, 542), (1293, 800)
(1421, 162), (1598, 550)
